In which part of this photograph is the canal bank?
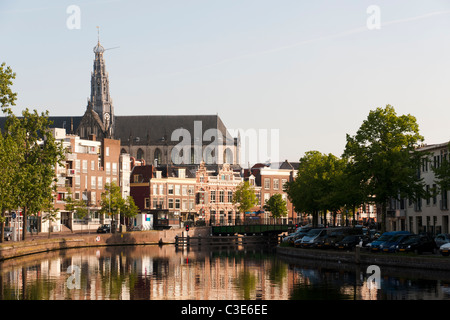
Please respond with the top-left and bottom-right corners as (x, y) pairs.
(276, 246), (450, 271)
(0, 227), (211, 261)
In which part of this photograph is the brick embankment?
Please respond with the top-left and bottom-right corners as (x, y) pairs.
(0, 227), (211, 261)
(276, 246), (450, 271)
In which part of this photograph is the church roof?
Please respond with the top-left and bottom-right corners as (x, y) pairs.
(114, 114), (235, 146)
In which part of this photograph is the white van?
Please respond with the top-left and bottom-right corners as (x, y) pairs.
(299, 228), (327, 248)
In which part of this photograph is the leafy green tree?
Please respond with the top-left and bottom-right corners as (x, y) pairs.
(0, 62), (17, 113)
(0, 64), (65, 240)
(0, 131), (22, 242)
(285, 151), (344, 227)
(343, 105), (424, 232)
(65, 194), (89, 221)
(233, 181), (259, 218)
(121, 196), (139, 223)
(99, 182), (138, 230)
(6, 109), (66, 240)
(263, 193), (287, 219)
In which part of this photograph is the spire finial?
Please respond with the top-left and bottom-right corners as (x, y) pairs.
(97, 26), (100, 43)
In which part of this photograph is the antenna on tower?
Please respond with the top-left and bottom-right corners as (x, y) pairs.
(95, 26), (120, 51)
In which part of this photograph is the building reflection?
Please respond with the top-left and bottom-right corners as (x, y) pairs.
(1, 246), (450, 300)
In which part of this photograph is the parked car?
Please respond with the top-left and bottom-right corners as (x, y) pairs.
(97, 224), (111, 233)
(434, 234), (450, 248)
(298, 228), (327, 248)
(396, 234), (437, 254)
(367, 231), (410, 252)
(316, 227), (357, 249)
(379, 233), (412, 253)
(284, 228), (311, 245)
(440, 243), (450, 256)
(3, 227), (12, 241)
(335, 235), (368, 250)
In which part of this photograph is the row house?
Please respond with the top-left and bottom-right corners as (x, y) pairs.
(47, 128), (129, 232)
(400, 142), (449, 235)
(244, 161), (298, 224)
(130, 165), (196, 229)
(129, 162), (243, 228)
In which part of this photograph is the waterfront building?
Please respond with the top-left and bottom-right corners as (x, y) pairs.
(46, 128), (127, 233)
(129, 162), (243, 228)
(403, 142), (449, 234)
(243, 161), (299, 224)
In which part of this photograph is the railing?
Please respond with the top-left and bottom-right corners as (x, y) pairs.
(174, 234), (280, 248)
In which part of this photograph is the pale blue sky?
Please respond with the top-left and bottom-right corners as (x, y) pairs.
(1, 0), (450, 163)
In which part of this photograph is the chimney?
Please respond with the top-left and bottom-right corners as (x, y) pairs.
(89, 134), (96, 141)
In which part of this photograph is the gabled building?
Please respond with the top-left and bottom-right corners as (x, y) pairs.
(244, 160), (299, 224)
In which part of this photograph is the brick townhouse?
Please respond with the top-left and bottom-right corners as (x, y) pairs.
(47, 128), (128, 232)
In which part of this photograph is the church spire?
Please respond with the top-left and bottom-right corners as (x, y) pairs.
(89, 27), (114, 138)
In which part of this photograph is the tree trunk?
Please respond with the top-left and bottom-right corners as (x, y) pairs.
(381, 202), (387, 233)
(22, 207), (27, 241)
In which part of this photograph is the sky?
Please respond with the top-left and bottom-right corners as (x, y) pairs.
(1, 0), (450, 164)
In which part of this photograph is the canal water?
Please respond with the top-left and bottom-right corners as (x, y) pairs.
(1, 244), (450, 300)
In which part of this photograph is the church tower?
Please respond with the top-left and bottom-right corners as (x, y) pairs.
(89, 31), (114, 137)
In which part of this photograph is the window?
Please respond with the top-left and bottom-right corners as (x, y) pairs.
(182, 199), (187, 211)
(264, 193), (270, 204)
(264, 178), (270, 190)
(145, 198), (150, 209)
(211, 190), (216, 203)
(153, 184), (158, 195)
(91, 176), (96, 189)
(159, 184), (164, 195)
(74, 192), (80, 200)
(112, 163), (117, 175)
(91, 160), (95, 171)
(82, 160), (88, 173)
(273, 179), (279, 190)
(106, 147), (110, 157)
(106, 162), (110, 175)
(175, 185), (180, 195)
(175, 199), (181, 209)
(219, 190), (224, 203)
(168, 185), (174, 195)
(182, 185), (188, 196)
(98, 176), (103, 190)
(154, 148), (162, 165)
(228, 191), (233, 203)
(75, 159), (80, 172)
(281, 179), (287, 189)
(168, 198), (174, 209)
(433, 184), (437, 205)
(75, 176), (81, 188)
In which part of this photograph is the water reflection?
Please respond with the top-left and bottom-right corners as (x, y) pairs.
(1, 245), (450, 300)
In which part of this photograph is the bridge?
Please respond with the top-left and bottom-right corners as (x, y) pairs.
(211, 223), (295, 235)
